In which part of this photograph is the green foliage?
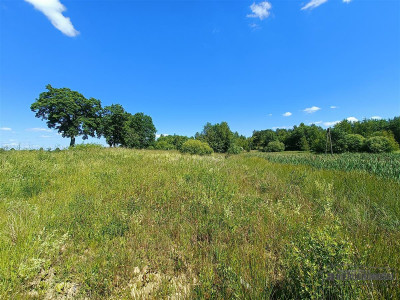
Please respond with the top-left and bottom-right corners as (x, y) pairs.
(264, 140), (285, 152)
(122, 113), (156, 149)
(250, 152), (400, 180)
(226, 144), (243, 155)
(70, 143), (103, 150)
(101, 104), (129, 147)
(251, 129), (277, 149)
(282, 225), (358, 299)
(196, 122), (234, 153)
(365, 136), (395, 153)
(30, 84), (102, 147)
(154, 140), (176, 150)
(180, 139), (213, 155)
(345, 134), (365, 152)
(1, 149), (399, 298)
(155, 135), (189, 151)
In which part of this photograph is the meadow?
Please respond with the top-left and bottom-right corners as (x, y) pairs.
(0, 148), (399, 299)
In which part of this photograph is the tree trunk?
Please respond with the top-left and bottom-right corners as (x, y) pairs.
(70, 137), (76, 147)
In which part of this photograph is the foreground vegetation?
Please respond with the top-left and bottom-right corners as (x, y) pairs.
(1, 148), (399, 298)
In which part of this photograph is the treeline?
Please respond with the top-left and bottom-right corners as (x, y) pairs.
(153, 118), (400, 154)
(31, 85), (399, 154)
(31, 85), (156, 147)
(250, 118), (400, 153)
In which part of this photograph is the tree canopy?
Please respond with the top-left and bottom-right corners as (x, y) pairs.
(30, 85), (102, 146)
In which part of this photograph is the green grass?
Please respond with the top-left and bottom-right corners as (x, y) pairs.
(1, 148), (399, 298)
(249, 152), (400, 181)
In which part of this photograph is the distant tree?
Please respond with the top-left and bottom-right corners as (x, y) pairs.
(180, 139), (213, 155)
(264, 141), (285, 152)
(345, 134), (365, 152)
(30, 84), (102, 147)
(101, 104), (129, 147)
(388, 117), (400, 145)
(365, 136), (394, 153)
(252, 129), (277, 149)
(156, 135), (189, 151)
(122, 113), (156, 148)
(196, 122), (234, 153)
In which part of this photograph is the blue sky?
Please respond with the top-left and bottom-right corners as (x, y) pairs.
(0, 0), (399, 148)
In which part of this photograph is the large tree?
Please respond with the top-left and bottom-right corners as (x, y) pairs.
(101, 104), (129, 147)
(122, 113), (156, 148)
(195, 122), (234, 153)
(30, 84), (102, 146)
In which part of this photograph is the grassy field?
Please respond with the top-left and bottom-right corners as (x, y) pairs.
(0, 148), (399, 299)
(248, 152), (400, 181)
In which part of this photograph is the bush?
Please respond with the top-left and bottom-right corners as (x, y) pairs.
(227, 144), (243, 155)
(264, 141), (285, 152)
(154, 140), (176, 150)
(365, 136), (394, 153)
(180, 139), (213, 155)
(345, 134), (365, 152)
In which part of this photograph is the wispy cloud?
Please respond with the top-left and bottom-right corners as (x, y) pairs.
(309, 121), (323, 125)
(247, 2), (272, 20)
(303, 106), (321, 114)
(282, 112), (292, 117)
(0, 127), (12, 131)
(346, 117), (358, 122)
(371, 116), (382, 120)
(330, 106), (337, 109)
(343, 0), (352, 3)
(40, 135), (52, 138)
(27, 127), (52, 132)
(24, 0), (79, 37)
(301, 0), (328, 10)
(323, 120), (340, 127)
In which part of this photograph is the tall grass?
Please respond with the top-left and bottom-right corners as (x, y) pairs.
(0, 148), (399, 298)
(249, 152), (400, 181)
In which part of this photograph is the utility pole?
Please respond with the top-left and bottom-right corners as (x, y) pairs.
(325, 128), (333, 155)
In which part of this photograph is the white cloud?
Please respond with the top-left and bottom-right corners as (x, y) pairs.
(156, 134), (169, 139)
(27, 127), (52, 132)
(330, 106), (337, 109)
(301, 0), (328, 10)
(247, 2), (272, 20)
(0, 127), (12, 131)
(24, 0), (79, 37)
(282, 112), (292, 117)
(303, 106), (321, 114)
(267, 113), (272, 117)
(371, 116), (382, 120)
(309, 121), (323, 125)
(323, 120), (340, 127)
(40, 135), (52, 138)
(346, 117), (358, 122)
(343, 0), (352, 3)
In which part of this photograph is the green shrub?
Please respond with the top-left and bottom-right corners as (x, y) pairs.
(264, 141), (285, 152)
(365, 136), (394, 153)
(282, 226), (358, 299)
(227, 144), (243, 155)
(180, 139), (213, 155)
(154, 140), (176, 150)
(345, 134), (365, 152)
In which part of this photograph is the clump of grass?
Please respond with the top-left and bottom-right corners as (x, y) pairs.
(0, 149), (399, 298)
